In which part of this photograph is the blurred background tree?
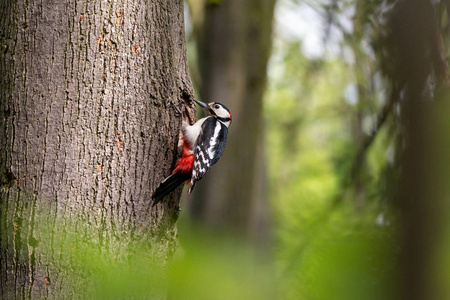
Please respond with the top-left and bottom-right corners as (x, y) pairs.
(185, 0), (276, 245)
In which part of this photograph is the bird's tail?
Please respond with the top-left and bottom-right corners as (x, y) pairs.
(152, 172), (189, 206)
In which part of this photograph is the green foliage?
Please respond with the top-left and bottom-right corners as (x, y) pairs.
(279, 211), (397, 300)
(168, 220), (275, 300)
(265, 32), (399, 299)
(0, 204), (169, 298)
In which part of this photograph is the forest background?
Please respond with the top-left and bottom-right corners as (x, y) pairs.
(176, 1), (450, 300)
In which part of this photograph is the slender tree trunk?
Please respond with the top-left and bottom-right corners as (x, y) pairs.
(389, 2), (449, 300)
(187, 0), (276, 243)
(0, 0), (193, 298)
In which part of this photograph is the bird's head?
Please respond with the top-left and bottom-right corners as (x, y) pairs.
(194, 99), (232, 127)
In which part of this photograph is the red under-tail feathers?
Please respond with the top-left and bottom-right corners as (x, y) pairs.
(151, 142), (194, 206)
(172, 143), (194, 175)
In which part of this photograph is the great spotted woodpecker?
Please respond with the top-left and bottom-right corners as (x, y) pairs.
(152, 99), (232, 206)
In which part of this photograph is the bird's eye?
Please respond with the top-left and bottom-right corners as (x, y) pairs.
(214, 105), (220, 109)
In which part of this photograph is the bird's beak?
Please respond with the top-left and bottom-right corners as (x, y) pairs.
(194, 99), (209, 109)
(194, 99), (214, 115)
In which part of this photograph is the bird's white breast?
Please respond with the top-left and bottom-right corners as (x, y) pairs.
(183, 117), (207, 147)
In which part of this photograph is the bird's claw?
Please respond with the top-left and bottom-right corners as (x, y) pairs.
(172, 101), (185, 117)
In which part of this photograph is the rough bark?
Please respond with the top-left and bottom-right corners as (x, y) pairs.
(0, 0), (193, 298)
(187, 0), (276, 243)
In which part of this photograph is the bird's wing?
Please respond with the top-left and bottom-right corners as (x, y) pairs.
(189, 118), (228, 191)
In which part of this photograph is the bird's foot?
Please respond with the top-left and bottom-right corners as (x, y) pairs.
(172, 101), (185, 117)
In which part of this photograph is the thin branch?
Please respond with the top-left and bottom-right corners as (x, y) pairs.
(332, 86), (399, 206)
(350, 86), (398, 178)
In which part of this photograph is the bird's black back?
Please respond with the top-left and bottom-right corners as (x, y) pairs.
(192, 117), (228, 182)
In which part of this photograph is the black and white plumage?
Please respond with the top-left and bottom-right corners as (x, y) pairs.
(187, 100), (232, 192)
(151, 99), (232, 205)
(189, 117), (228, 192)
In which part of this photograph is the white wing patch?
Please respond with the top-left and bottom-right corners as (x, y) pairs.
(208, 122), (222, 159)
(191, 120), (222, 185)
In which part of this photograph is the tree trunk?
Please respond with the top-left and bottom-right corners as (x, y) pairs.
(187, 0), (276, 243)
(389, 2), (449, 300)
(0, 0), (193, 298)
